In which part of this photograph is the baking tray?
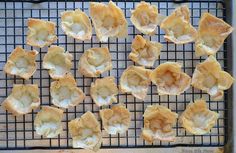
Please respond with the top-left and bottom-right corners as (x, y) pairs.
(0, 0), (233, 152)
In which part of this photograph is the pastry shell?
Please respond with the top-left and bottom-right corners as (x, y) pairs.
(180, 99), (219, 135)
(120, 66), (152, 100)
(90, 76), (118, 107)
(2, 84), (40, 116)
(34, 106), (64, 138)
(3, 46), (38, 80)
(27, 18), (57, 48)
(68, 111), (102, 151)
(43, 45), (73, 79)
(129, 35), (162, 67)
(195, 13), (234, 57)
(61, 9), (92, 41)
(151, 62), (191, 95)
(78, 47), (112, 77)
(90, 1), (128, 42)
(130, 1), (160, 35)
(50, 74), (85, 109)
(141, 104), (178, 143)
(191, 55), (235, 100)
(160, 5), (197, 44)
(100, 105), (131, 135)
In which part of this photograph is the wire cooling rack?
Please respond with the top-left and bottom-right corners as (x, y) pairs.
(0, 0), (233, 151)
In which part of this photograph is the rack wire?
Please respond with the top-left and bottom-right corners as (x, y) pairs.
(0, 0), (232, 150)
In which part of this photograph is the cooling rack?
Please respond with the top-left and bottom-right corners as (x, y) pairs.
(0, 0), (233, 152)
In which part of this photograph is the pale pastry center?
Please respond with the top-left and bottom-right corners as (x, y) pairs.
(139, 48), (149, 58)
(57, 86), (72, 101)
(97, 86), (110, 98)
(192, 113), (208, 128)
(108, 114), (122, 125)
(137, 12), (150, 26)
(71, 23), (86, 36)
(18, 94), (32, 109)
(106, 113), (128, 134)
(36, 29), (49, 41)
(149, 118), (172, 133)
(201, 35), (220, 50)
(127, 73), (142, 86)
(50, 54), (68, 73)
(102, 15), (115, 29)
(19, 94), (32, 107)
(160, 71), (177, 86)
(39, 122), (60, 131)
(74, 128), (99, 147)
(203, 74), (217, 88)
(51, 54), (65, 66)
(139, 47), (155, 61)
(12, 91), (33, 111)
(170, 23), (186, 38)
(87, 52), (105, 66)
(15, 57), (29, 70)
(82, 128), (93, 138)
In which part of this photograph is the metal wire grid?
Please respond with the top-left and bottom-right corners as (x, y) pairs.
(0, 0), (229, 150)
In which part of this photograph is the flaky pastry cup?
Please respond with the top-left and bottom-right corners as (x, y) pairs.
(191, 56), (234, 100)
(34, 106), (64, 138)
(27, 18), (57, 48)
(120, 66), (152, 100)
(78, 47), (112, 77)
(68, 111), (102, 151)
(180, 99), (219, 135)
(43, 45), (73, 79)
(195, 13), (234, 57)
(50, 74), (85, 109)
(90, 1), (127, 42)
(61, 9), (92, 41)
(2, 84), (40, 116)
(131, 1), (161, 35)
(100, 105), (131, 135)
(4, 46), (38, 79)
(90, 76), (118, 107)
(129, 35), (162, 67)
(150, 62), (191, 95)
(141, 104), (178, 143)
(160, 5), (197, 44)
